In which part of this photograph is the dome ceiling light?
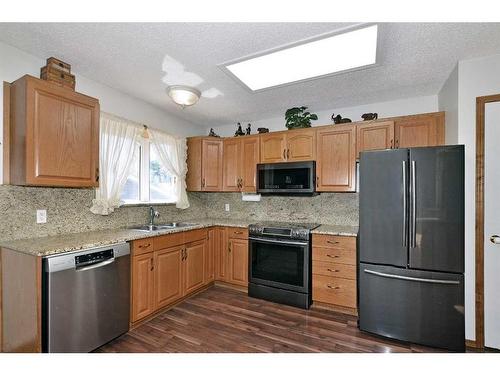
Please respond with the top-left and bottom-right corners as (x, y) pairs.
(167, 85), (201, 108)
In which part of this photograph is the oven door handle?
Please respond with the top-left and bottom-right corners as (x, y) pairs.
(248, 237), (309, 246)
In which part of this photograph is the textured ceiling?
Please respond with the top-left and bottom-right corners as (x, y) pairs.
(1, 22), (500, 127)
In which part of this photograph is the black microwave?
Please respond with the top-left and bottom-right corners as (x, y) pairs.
(257, 161), (316, 195)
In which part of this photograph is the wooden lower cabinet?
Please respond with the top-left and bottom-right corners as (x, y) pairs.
(312, 234), (357, 314)
(205, 228), (217, 283)
(228, 238), (248, 286)
(184, 240), (206, 295)
(154, 246), (183, 310)
(131, 252), (155, 322)
(215, 227), (229, 281)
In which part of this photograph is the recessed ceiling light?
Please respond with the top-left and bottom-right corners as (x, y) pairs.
(224, 24), (378, 91)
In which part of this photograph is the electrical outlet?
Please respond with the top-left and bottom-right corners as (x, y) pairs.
(36, 209), (47, 224)
(224, 203), (230, 212)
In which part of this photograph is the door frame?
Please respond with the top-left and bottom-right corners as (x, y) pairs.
(475, 93), (500, 349)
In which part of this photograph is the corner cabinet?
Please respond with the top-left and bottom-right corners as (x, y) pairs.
(316, 124), (357, 192)
(186, 137), (223, 191)
(7, 75), (99, 187)
(393, 112), (445, 148)
(356, 120), (395, 157)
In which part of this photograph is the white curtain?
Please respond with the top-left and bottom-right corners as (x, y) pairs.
(150, 128), (190, 209)
(90, 113), (142, 215)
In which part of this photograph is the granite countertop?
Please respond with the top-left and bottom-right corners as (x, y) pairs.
(0, 218), (358, 257)
(312, 224), (359, 237)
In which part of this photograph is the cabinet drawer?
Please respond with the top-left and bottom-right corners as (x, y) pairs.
(153, 232), (185, 250)
(184, 228), (208, 243)
(131, 238), (153, 256)
(312, 247), (356, 265)
(313, 234), (356, 249)
(227, 227), (248, 239)
(313, 274), (357, 308)
(312, 261), (356, 280)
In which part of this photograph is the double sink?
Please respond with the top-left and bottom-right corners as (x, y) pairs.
(128, 222), (197, 232)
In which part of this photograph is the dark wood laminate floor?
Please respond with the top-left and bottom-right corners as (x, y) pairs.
(95, 286), (446, 353)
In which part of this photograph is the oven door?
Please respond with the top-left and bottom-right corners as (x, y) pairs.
(249, 236), (310, 293)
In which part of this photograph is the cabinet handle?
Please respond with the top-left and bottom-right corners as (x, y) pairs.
(316, 176), (319, 188)
(95, 168), (99, 182)
(287, 149), (290, 159)
(283, 149), (286, 160)
(139, 243), (151, 248)
(327, 268), (340, 273)
(228, 243), (232, 253)
(326, 254), (340, 259)
(150, 258), (154, 271)
(326, 240), (339, 245)
(327, 285), (340, 290)
(234, 231), (243, 235)
(390, 139), (393, 149)
(185, 247), (188, 260)
(202, 178), (206, 188)
(395, 139), (399, 148)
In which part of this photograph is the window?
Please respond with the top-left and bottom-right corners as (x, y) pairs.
(120, 139), (176, 204)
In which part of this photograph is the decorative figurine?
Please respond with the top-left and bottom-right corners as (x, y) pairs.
(234, 122), (245, 137)
(246, 123), (251, 135)
(257, 127), (269, 134)
(331, 113), (352, 124)
(361, 113), (378, 121)
(208, 128), (220, 137)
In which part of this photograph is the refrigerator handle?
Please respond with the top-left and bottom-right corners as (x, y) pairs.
(402, 161), (407, 247)
(410, 160), (417, 248)
(363, 269), (460, 285)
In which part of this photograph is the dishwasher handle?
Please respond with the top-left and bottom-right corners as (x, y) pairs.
(76, 257), (115, 272)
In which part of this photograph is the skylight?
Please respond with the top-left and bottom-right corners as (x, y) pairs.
(225, 24), (378, 91)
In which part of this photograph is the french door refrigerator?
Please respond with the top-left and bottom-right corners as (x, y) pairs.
(358, 145), (465, 352)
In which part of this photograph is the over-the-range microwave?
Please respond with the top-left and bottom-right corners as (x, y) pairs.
(257, 161), (316, 195)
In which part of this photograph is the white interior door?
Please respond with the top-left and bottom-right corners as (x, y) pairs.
(484, 100), (500, 350)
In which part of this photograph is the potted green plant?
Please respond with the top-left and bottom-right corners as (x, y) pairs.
(284, 106), (318, 129)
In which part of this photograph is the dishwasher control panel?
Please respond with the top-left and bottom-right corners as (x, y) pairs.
(75, 249), (114, 267)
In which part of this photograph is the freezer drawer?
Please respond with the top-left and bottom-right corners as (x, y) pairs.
(358, 263), (464, 351)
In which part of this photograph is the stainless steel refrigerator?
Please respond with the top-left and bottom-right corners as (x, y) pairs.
(358, 145), (465, 352)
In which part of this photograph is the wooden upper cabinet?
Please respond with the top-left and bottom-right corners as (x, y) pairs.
(356, 120), (394, 158)
(286, 128), (316, 162)
(394, 112), (445, 149)
(260, 132), (287, 163)
(240, 135), (260, 192)
(154, 246), (183, 309)
(184, 240), (206, 295)
(223, 138), (241, 191)
(186, 137), (223, 191)
(316, 124), (357, 192)
(8, 75), (99, 187)
(131, 252), (155, 323)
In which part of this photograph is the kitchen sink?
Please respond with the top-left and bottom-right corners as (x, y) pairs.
(128, 222), (197, 232)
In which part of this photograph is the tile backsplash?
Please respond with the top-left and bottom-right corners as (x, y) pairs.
(0, 186), (358, 242)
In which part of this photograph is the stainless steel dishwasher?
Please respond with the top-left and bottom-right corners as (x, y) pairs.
(42, 242), (130, 353)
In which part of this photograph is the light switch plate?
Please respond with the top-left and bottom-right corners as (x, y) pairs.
(224, 203), (230, 212)
(37, 209), (47, 224)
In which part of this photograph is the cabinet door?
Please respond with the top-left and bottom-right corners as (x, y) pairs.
(201, 138), (223, 191)
(229, 238), (249, 287)
(223, 138), (241, 191)
(260, 132), (286, 163)
(240, 135), (260, 192)
(184, 240), (206, 295)
(356, 120), (394, 157)
(316, 125), (357, 192)
(26, 78), (99, 187)
(286, 128), (316, 161)
(131, 253), (154, 322)
(394, 113), (445, 149)
(154, 246), (183, 309)
(215, 228), (229, 281)
(205, 228), (216, 284)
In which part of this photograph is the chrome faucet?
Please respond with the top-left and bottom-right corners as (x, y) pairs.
(148, 206), (160, 226)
